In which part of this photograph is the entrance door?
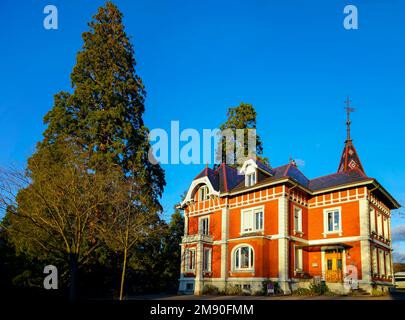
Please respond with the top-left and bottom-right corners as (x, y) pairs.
(325, 250), (343, 282)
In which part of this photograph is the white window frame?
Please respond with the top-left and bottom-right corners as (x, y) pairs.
(232, 244), (254, 272)
(203, 247), (212, 272)
(245, 171), (256, 187)
(185, 248), (196, 272)
(385, 251), (391, 277)
(199, 216), (210, 235)
(383, 217), (388, 239)
(240, 205), (264, 234)
(372, 246), (378, 275)
(379, 249), (385, 276)
(370, 207), (376, 234)
(293, 206), (303, 234)
(294, 246), (303, 272)
(198, 185), (209, 201)
(323, 207), (342, 236)
(377, 212), (383, 237)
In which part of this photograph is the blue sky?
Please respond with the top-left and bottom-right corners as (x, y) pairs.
(1, 0), (405, 259)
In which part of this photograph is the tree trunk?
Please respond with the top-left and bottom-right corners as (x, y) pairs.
(69, 253), (78, 301)
(119, 247), (128, 300)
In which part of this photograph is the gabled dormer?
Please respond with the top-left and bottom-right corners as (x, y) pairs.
(239, 159), (273, 187)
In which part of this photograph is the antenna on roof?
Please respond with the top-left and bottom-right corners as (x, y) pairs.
(344, 95), (355, 142)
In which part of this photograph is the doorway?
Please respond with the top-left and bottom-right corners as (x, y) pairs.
(325, 249), (343, 282)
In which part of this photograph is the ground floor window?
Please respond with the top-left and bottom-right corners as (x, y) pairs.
(385, 252), (391, 276)
(185, 248), (195, 272)
(379, 249), (385, 276)
(294, 247), (303, 272)
(372, 247), (378, 275)
(203, 247), (212, 272)
(233, 245), (254, 271)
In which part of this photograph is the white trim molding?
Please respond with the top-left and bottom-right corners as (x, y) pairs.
(181, 176), (220, 206)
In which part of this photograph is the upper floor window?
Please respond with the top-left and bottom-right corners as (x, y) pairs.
(198, 185), (209, 201)
(383, 217), (389, 239)
(377, 213), (383, 236)
(245, 172), (256, 187)
(294, 207), (303, 233)
(370, 208), (376, 233)
(203, 247), (212, 272)
(241, 206), (264, 233)
(324, 208), (341, 233)
(199, 216), (209, 235)
(185, 248), (195, 272)
(233, 245), (254, 271)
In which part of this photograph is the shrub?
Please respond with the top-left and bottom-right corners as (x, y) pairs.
(309, 280), (329, 295)
(225, 285), (243, 296)
(293, 288), (311, 296)
(371, 289), (386, 296)
(202, 285), (219, 295)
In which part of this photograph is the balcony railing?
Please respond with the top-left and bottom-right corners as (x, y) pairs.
(182, 233), (213, 243)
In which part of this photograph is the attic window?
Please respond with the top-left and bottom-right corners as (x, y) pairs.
(245, 172), (256, 187)
(198, 185), (209, 201)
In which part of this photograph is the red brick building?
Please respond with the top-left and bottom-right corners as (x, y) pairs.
(178, 117), (400, 295)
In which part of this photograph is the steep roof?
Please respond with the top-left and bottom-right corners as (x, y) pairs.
(337, 140), (366, 175)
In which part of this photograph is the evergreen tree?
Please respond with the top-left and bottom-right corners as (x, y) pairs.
(2, 1), (165, 300)
(42, 1), (165, 205)
(215, 102), (268, 167)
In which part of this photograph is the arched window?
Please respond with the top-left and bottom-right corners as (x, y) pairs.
(233, 245), (254, 271)
(198, 185), (209, 201)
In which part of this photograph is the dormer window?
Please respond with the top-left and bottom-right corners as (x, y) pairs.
(245, 172), (256, 187)
(198, 185), (209, 201)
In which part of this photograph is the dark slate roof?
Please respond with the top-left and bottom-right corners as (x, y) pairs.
(192, 160), (372, 195)
(272, 163), (310, 187)
(194, 167), (219, 191)
(193, 164), (244, 193)
(216, 164), (244, 193)
(256, 159), (274, 175)
(308, 168), (371, 191)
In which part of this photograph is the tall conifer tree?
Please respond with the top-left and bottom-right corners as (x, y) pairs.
(42, 1), (165, 205)
(4, 1), (165, 300)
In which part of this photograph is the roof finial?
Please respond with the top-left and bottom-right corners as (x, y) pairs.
(344, 96), (355, 142)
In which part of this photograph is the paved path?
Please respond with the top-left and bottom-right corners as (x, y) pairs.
(130, 291), (405, 300)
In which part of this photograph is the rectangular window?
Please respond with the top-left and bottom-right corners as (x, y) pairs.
(379, 249), (385, 276)
(203, 248), (212, 272)
(370, 208), (376, 233)
(241, 206), (264, 233)
(325, 209), (341, 232)
(372, 247), (378, 275)
(254, 209), (263, 230)
(294, 207), (303, 232)
(327, 259), (333, 270)
(245, 172), (256, 187)
(185, 248), (195, 272)
(295, 247), (303, 271)
(383, 217), (388, 239)
(199, 217), (209, 235)
(377, 213), (383, 236)
(385, 252), (391, 276)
